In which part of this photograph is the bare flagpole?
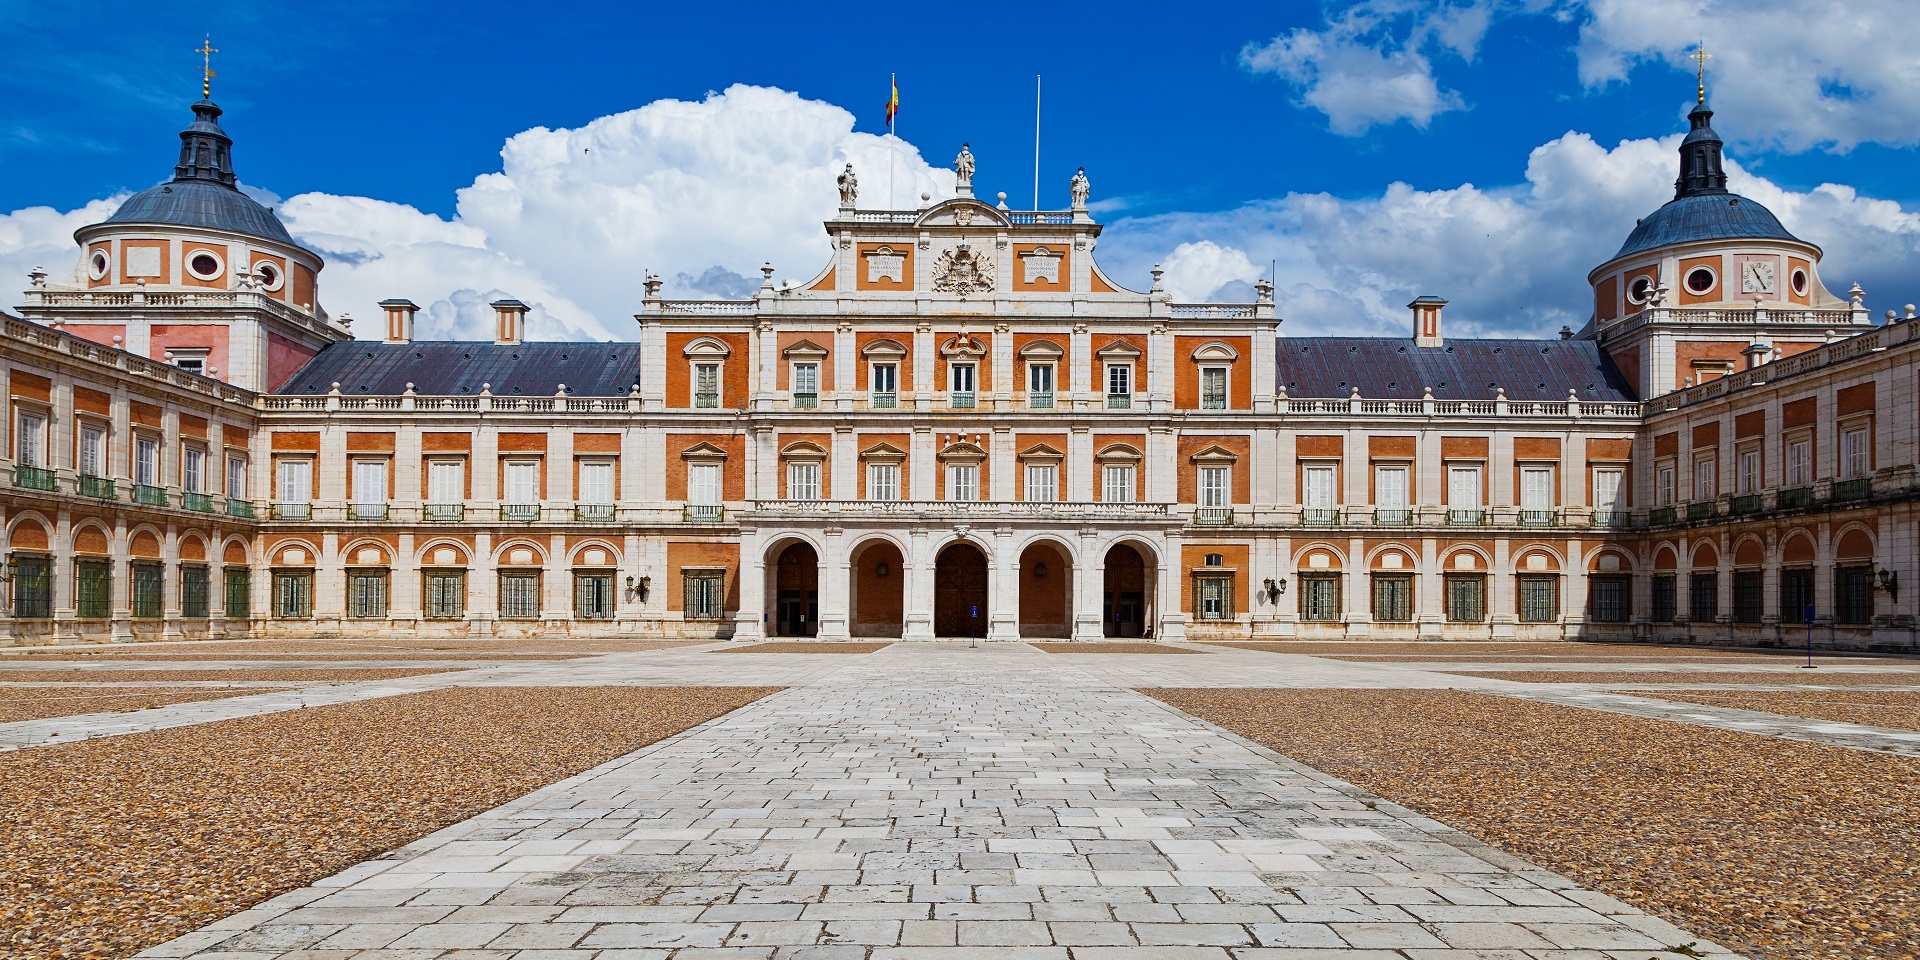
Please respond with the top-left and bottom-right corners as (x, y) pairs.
(888, 73), (897, 209)
(1032, 75), (1042, 210)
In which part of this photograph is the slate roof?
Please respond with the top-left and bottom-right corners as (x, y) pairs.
(107, 179), (299, 246)
(1274, 337), (1636, 402)
(276, 342), (644, 397)
(1611, 192), (1800, 262)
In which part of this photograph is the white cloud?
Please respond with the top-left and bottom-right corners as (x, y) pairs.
(1159, 240), (1262, 302)
(0, 197), (124, 292)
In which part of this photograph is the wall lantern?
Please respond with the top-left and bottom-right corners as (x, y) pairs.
(1876, 567), (1899, 602)
(625, 574), (650, 602)
(1263, 577), (1286, 603)
(1033, 562), (1048, 579)
(876, 562), (891, 577)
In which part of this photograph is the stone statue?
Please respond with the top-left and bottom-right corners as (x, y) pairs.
(1070, 167), (1090, 209)
(954, 142), (975, 188)
(837, 163), (858, 207)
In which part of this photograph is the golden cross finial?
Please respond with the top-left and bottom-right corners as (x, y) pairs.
(1689, 40), (1712, 104)
(196, 35), (219, 98)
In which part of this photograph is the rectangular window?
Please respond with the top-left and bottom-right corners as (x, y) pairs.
(1302, 463), (1336, 510)
(277, 459), (311, 504)
(788, 461), (821, 500)
(1836, 565), (1874, 624)
(1733, 571), (1763, 624)
(1374, 464), (1409, 510)
(11, 556), (50, 618)
(76, 560), (111, 619)
(1199, 367), (1228, 409)
(1200, 466), (1230, 507)
(79, 424), (105, 477)
(949, 362), (976, 396)
(1027, 362), (1054, 403)
(225, 568), (250, 619)
(693, 362), (720, 408)
(1102, 464), (1135, 502)
(684, 572), (725, 619)
(1689, 572), (1718, 623)
(1841, 426), (1870, 479)
(1298, 574), (1340, 622)
(181, 566), (209, 618)
(792, 362), (819, 401)
(226, 456), (246, 499)
(130, 562), (163, 619)
(946, 463), (977, 501)
(15, 410), (45, 467)
(1105, 363), (1132, 403)
(1371, 574), (1412, 622)
(866, 462), (900, 501)
(1652, 574), (1677, 623)
(183, 447), (205, 494)
(1520, 466), (1554, 511)
(1737, 449), (1761, 495)
(1445, 575), (1485, 622)
(1197, 574), (1236, 620)
(1024, 463), (1057, 502)
(1694, 458), (1716, 500)
(1781, 569), (1815, 624)
(499, 572), (541, 619)
(503, 460), (539, 504)
(575, 573), (614, 619)
(1592, 467), (1623, 513)
(1448, 464), (1482, 507)
(1518, 575), (1559, 623)
(134, 436), (159, 486)
(347, 570), (389, 618)
(578, 461), (615, 504)
(424, 572), (465, 619)
(1657, 464), (1676, 505)
(869, 363), (897, 396)
(1786, 438), (1811, 487)
(428, 460), (463, 504)
(275, 571), (313, 618)
(352, 459), (387, 505)
(1590, 576), (1630, 623)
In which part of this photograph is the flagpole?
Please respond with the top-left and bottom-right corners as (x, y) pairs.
(1032, 75), (1042, 210)
(888, 73), (898, 209)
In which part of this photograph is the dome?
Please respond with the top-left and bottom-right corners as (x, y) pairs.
(105, 178), (297, 246)
(1611, 192), (1801, 261)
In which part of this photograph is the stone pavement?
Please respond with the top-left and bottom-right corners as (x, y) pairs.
(138, 643), (1736, 959)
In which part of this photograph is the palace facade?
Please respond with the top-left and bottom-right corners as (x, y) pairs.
(1, 93), (1914, 649)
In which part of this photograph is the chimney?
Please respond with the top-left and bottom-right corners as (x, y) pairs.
(379, 299), (419, 344)
(1410, 295), (1447, 347)
(492, 299), (528, 346)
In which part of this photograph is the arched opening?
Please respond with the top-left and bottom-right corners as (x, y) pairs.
(934, 541), (990, 638)
(770, 541), (819, 637)
(1103, 543), (1152, 638)
(1018, 541), (1072, 638)
(850, 539), (905, 638)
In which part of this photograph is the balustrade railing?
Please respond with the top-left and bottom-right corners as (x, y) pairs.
(1106, 394), (1133, 410)
(499, 504), (541, 522)
(349, 502), (389, 521)
(183, 492), (217, 513)
(1831, 477), (1872, 502)
(791, 391), (818, 410)
(575, 504), (616, 522)
(1517, 509), (1559, 527)
(1193, 507), (1236, 525)
(77, 475), (116, 500)
(1372, 508), (1412, 526)
(13, 465), (56, 491)
(226, 499), (255, 519)
(870, 391), (897, 409)
(1649, 506), (1677, 525)
(1300, 508), (1341, 526)
(950, 392), (976, 409)
(1446, 509), (1486, 526)
(423, 503), (465, 522)
(1028, 392), (1054, 409)
(272, 501), (311, 521)
(1778, 486), (1816, 509)
(1687, 502), (1718, 521)
(1730, 494), (1763, 516)
(683, 504), (726, 522)
(132, 484), (168, 508)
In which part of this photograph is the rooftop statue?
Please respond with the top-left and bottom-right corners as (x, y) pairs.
(1070, 167), (1090, 209)
(837, 163), (858, 207)
(954, 142), (975, 190)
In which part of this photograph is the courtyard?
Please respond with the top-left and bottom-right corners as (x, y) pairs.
(2, 638), (1918, 960)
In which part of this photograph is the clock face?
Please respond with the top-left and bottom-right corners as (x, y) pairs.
(1742, 261), (1776, 293)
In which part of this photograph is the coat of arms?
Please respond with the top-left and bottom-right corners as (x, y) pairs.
(932, 242), (994, 296)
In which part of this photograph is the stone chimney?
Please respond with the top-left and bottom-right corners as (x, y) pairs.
(380, 299), (419, 344)
(492, 299), (528, 346)
(1410, 295), (1447, 347)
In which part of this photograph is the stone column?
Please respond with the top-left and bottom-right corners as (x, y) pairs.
(818, 529), (852, 641)
(989, 529), (1019, 640)
(469, 532), (496, 637)
(1343, 535), (1370, 638)
(1489, 538), (1515, 640)
(1072, 531), (1104, 641)
(393, 533), (419, 630)
(51, 510), (76, 641)
(903, 530), (934, 641)
(110, 519), (132, 643)
(1417, 536), (1442, 641)
(734, 529), (767, 641)
(161, 523), (184, 640)
(545, 533), (570, 628)
(1157, 531), (1187, 641)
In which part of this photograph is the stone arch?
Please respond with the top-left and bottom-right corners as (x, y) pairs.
(6, 515), (50, 551)
(1100, 538), (1158, 638)
(495, 539), (548, 566)
(127, 529), (163, 559)
(1366, 543), (1418, 571)
(1589, 546), (1634, 573)
(1690, 540), (1720, 570)
(1441, 545), (1489, 572)
(1514, 545), (1562, 573)
(1835, 526), (1876, 562)
(570, 540), (622, 567)
(222, 538), (250, 566)
(764, 535), (821, 637)
(681, 336), (733, 359)
(1189, 339), (1240, 362)
(1017, 538), (1074, 638)
(418, 539), (471, 567)
(848, 536), (905, 638)
(1732, 535), (1767, 568)
(178, 533), (208, 563)
(1781, 530), (1817, 564)
(269, 538), (319, 566)
(72, 522), (113, 556)
(1653, 542), (1679, 570)
(343, 538), (392, 567)
(934, 539), (991, 638)
(1293, 542), (1347, 571)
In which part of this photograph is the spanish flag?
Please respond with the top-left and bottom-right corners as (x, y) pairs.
(884, 75), (899, 131)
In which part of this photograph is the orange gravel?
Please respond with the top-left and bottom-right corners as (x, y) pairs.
(0, 638), (701, 658)
(1147, 687), (1920, 960)
(717, 641), (894, 653)
(1028, 643), (1204, 654)
(1451, 669), (1920, 686)
(1204, 640), (1895, 659)
(0, 669), (451, 684)
(0, 686), (292, 724)
(1643, 689), (1920, 732)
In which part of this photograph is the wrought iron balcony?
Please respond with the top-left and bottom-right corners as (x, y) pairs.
(423, 503), (465, 522)
(683, 504), (726, 522)
(1730, 494), (1763, 516)
(1446, 509), (1486, 526)
(694, 389), (719, 409)
(870, 391), (897, 409)
(76, 475), (115, 500)
(1518, 509), (1559, 527)
(1831, 477), (1872, 502)
(183, 492), (217, 513)
(499, 503), (541, 522)
(1649, 506), (1677, 525)
(949, 391), (976, 409)
(1372, 508), (1413, 526)
(574, 503), (616, 522)
(12, 465), (56, 491)
(1200, 393), (1227, 410)
(1106, 393), (1133, 410)
(132, 484), (168, 507)
(226, 498), (255, 519)
(1028, 392), (1054, 409)
(1590, 510), (1631, 528)
(1193, 507), (1235, 526)
(1778, 486), (1815, 509)
(271, 501), (311, 521)
(1300, 508), (1341, 526)
(791, 391), (817, 410)
(348, 502), (389, 521)
(1687, 501), (1718, 521)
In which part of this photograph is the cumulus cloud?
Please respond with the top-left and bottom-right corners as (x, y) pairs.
(0, 197), (124, 291)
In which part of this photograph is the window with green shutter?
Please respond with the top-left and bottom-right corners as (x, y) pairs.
(130, 562), (163, 619)
(348, 570), (389, 618)
(181, 566), (210, 619)
(11, 556), (51, 618)
(274, 571), (313, 618)
(225, 568), (251, 618)
(76, 560), (111, 619)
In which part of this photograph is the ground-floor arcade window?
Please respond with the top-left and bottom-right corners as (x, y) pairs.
(181, 565), (210, 618)
(10, 555), (50, 618)
(1688, 572), (1717, 623)
(130, 562), (163, 619)
(1517, 575), (1559, 622)
(225, 568), (250, 618)
(575, 572), (614, 619)
(500, 572), (542, 619)
(1444, 574), (1484, 622)
(1589, 575), (1630, 623)
(1836, 565), (1874, 624)
(1652, 574), (1676, 623)
(1298, 574), (1339, 622)
(348, 569), (389, 618)
(1781, 568), (1814, 623)
(425, 571), (466, 619)
(1733, 571), (1764, 624)
(274, 571), (313, 618)
(684, 570), (725, 620)
(76, 560), (110, 619)
(1370, 574), (1412, 622)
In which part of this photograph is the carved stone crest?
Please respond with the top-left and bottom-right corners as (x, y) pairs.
(932, 242), (994, 296)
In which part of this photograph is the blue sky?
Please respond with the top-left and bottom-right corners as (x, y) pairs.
(5, 0), (1919, 340)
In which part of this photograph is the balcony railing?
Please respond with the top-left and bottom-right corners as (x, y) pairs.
(1446, 509), (1486, 526)
(683, 504), (725, 522)
(1106, 393), (1133, 410)
(1193, 507), (1235, 526)
(1650, 506), (1677, 525)
(77, 475), (116, 500)
(1590, 510), (1631, 528)
(423, 503), (465, 522)
(1518, 509), (1559, 527)
(1028, 392), (1054, 410)
(183, 492), (217, 513)
(1778, 486), (1816, 509)
(13, 465), (56, 491)
(870, 391), (897, 409)
(1373, 508), (1412, 526)
(1687, 502), (1718, 521)
(575, 503), (615, 522)
(694, 390), (719, 409)
(499, 503), (541, 522)
(1300, 508), (1341, 526)
(349, 502), (389, 521)
(791, 391), (818, 410)
(1831, 477), (1872, 502)
(226, 498), (255, 519)
(949, 391), (976, 409)
(1730, 494), (1763, 516)
(132, 484), (168, 508)
(272, 502), (311, 521)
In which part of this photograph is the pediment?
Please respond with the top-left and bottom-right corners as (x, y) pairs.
(1094, 442), (1143, 461)
(680, 441), (730, 460)
(1018, 442), (1065, 461)
(861, 337), (909, 358)
(1188, 444), (1240, 464)
(780, 440), (829, 460)
(1018, 339), (1065, 359)
(938, 441), (988, 461)
(1096, 339), (1143, 359)
(940, 334), (988, 357)
(1190, 339), (1240, 362)
(681, 336), (732, 358)
(782, 338), (829, 359)
(915, 197), (1011, 229)
(859, 441), (908, 462)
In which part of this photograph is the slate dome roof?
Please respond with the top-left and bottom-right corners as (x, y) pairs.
(92, 98), (303, 250)
(1611, 192), (1799, 261)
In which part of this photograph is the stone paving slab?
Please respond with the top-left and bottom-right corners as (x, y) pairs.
(1494, 687), (1920, 756)
(136, 644), (1739, 959)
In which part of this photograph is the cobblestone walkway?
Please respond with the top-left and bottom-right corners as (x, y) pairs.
(139, 644), (1735, 959)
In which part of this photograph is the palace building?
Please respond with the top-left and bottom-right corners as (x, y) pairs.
(1, 90), (1914, 649)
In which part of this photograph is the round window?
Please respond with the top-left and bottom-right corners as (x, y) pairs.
(256, 261), (283, 291)
(1685, 267), (1716, 294)
(187, 251), (223, 280)
(1627, 275), (1654, 304)
(1791, 268), (1808, 296)
(88, 251), (110, 280)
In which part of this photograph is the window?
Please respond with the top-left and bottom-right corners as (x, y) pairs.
(949, 362), (976, 402)
(1302, 463), (1336, 512)
(1197, 574), (1236, 619)
(1733, 571), (1763, 624)
(348, 570), (388, 618)
(1298, 574), (1340, 622)
(225, 568), (250, 618)
(134, 436), (158, 486)
(1371, 575), (1412, 622)
(685, 571), (725, 619)
(1520, 466), (1554, 512)
(1448, 464), (1482, 519)
(1200, 466), (1230, 508)
(1656, 464), (1676, 505)
(1694, 458), (1716, 500)
(1375, 465), (1409, 510)
(226, 455), (246, 499)
(1652, 574), (1677, 622)
(1024, 463), (1057, 502)
(352, 459), (387, 506)
(15, 410), (45, 466)
(11, 556), (50, 618)
(1689, 573), (1718, 622)
(79, 424), (105, 477)
(181, 566), (209, 618)
(500, 572), (541, 619)
(171, 350), (207, 375)
(575, 572), (614, 619)
(867, 463), (899, 501)
(578, 461), (615, 504)
(1445, 575), (1485, 622)
(1518, 575), (1559, 622)
(1836, 566), (1874, 625)
(503, 460), (539, 504)
(788, 461), (821, 500)
(1841, 426), (1870, 479)
(792, 362), (819, 406)
(869, 362), (897, 403)
(1590, 576), (1630, 623)
(687, 461), (722, 504)
(1781, 569), (1815, 623)
(1027, 362), (1054, 406)
(1105, 363), (1132, 405)
(277, 459), (311, 510)
(425, 572), (466, 619)
(1785, 438), (1811, 487)
(1200, 367), (1228, 409)
(274, 571), (313, 618)
(428, 461), (463, 504)
(76, 560), (111, 619)
(693, 362), (721, 408)
(130, 562), (162, 618)
(1102, 464), (1135, 503)
(1737, 449), (1761, 495)
(946, 463), (977, 501)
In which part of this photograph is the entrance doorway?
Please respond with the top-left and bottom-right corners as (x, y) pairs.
(934, 541), (990, 638)
(1018, 541), (1072, 638)
(850, 539), (905, 637)
(772, 542), (818, 637)
(1103, 543), (1148, 638)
